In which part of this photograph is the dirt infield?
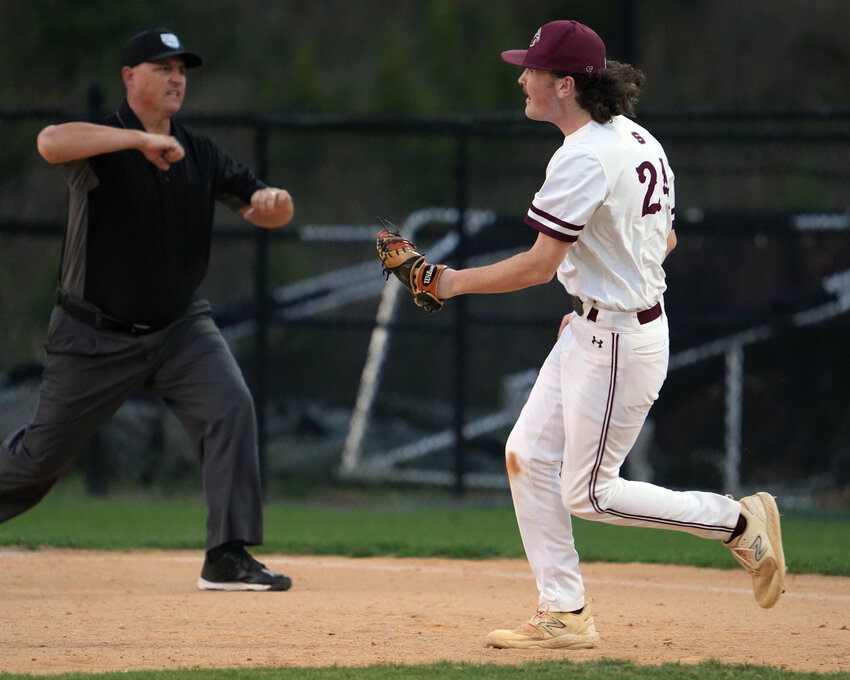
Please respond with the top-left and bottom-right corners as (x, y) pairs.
(1, 549), (848, 675)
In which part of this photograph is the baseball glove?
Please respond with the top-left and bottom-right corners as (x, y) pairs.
(376, 218), (446, 313)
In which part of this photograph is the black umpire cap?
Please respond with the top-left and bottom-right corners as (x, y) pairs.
(123, 28), (202, 68)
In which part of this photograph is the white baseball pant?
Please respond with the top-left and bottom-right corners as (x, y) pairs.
(505, 304), (741, 612)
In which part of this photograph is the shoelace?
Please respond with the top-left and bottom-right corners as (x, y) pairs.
(529, 604), (558, 627)
(231, 549), (284, 584)
(730, 546), (759, 574)
(230, 547), (264, 572)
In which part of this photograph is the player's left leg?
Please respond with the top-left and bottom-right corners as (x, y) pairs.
(561, 311), (784, 607)
(724, 492), (786, 608)
(560, 311), (739, 538)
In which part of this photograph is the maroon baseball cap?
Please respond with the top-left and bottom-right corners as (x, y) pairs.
(123, 28), (202, 68)
(501, 20), (606, 74)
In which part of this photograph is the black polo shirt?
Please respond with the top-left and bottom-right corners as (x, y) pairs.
(58, 100), (265, 327)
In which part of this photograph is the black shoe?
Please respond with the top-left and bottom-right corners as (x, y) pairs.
(197, 545), (292, 591)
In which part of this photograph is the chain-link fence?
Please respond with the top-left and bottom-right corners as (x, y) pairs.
(2, 106), (849, 505)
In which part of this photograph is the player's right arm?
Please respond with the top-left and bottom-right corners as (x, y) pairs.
(37, 122), (184, 170)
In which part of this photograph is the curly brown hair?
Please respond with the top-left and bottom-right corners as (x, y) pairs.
(551, 60), (645, 123)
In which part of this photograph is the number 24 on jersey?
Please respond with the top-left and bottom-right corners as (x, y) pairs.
(632, 130), (670, 218)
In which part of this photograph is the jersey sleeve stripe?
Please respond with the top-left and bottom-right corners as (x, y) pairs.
(525, 204), (583, 242)
(524, 214), (579, 242)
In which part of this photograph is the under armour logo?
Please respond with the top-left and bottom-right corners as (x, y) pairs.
(591, 336), (603, 348)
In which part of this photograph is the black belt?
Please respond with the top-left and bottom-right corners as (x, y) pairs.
(575, 299), (662, 325)
(56, 290), (164, 336)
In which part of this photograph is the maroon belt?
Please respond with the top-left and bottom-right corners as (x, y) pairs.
(586, 301), (661, 325)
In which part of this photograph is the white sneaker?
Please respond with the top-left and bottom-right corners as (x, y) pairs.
(726, 492), (786, 608)
(486, 606), (599, 649)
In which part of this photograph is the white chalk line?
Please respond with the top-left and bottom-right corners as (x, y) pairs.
(277, 557), (849, 603)
(2, 549), (847, 603)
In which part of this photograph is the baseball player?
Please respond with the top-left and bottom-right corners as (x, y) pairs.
(0, 29), (294, 591)
(378, 20), (785, 648)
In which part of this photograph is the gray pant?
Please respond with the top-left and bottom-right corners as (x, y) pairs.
(0, 300), (263, 549)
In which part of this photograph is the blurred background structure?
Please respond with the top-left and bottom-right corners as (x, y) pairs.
(1, 0), (849, 507)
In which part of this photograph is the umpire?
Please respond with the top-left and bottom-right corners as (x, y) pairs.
(0, 28), (294, 591)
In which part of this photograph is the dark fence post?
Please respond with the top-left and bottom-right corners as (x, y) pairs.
(452, 125), (470, 495)
(253, 123), (270, 491)
(86, 80), (105, 114)
(82, 80), (108, 496)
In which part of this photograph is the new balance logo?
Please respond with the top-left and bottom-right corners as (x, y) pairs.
(750, 535), (768, 561)
(591, 336), (603, 348)
(538, 618), (567, 635)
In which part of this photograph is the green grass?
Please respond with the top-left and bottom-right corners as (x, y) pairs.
(0, 659), (847, 680)
(0, 483), (848, 576)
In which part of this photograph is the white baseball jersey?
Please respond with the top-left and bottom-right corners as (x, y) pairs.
(524, 115), (675, 312)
